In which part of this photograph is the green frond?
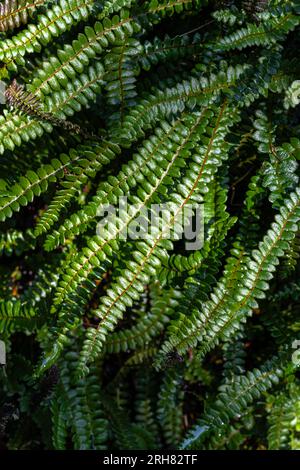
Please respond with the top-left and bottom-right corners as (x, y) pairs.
(43, 61), (105, 119)
(0, 0), (47, 33)
(157, 369), (184, 446)
(267, 383), (300, 450)
(110, 64), (246, 145)
(0, 0), (96, 68)
(144, 0), (207, 20)
(56, 346), (108, 450)
(99, 1), (137, 19)
(222, 332), (246, 381)
(104, 285), (179, 354)
(104, 38), (142, 123)
(27, 11), (141, 97)
(51, 397), (69, 450)
(284, 79), (300, 108)
(253, 110), (299, 207)
(213, 7), (299, 52)
(75, 102), (237, 373)
(48, 108), (219, 307)
(280, 229), (300, 277)
(139, 34), (202, 72)
(156, 188), (300, 366)
(43, 115), (193, 250)
(134, 371), (160, 448)
(34, 140), (120, 236)
(0, 228), (35, 256)
(180, 353), (291, 449)
(0, 298), (38, 333)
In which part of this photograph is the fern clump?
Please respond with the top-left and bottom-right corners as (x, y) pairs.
(0, 0), (299, 451)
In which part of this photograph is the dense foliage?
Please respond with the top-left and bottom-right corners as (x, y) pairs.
(0, 0), (300, 450)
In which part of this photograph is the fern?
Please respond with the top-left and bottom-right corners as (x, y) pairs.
(0, 0), (47, 32)
(155, 188), (300, 367)
(267, 383), (300, 450)
(0, 0), (97, 74)
(157, 368), (184, 447)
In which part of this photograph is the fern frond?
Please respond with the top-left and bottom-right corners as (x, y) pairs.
(0, 228), (35, 256)
(1, 0), (300, 451)
(180, 353), (291, 449)
(213, 8), (299, 52)
(0, 0), (46, 32)
(267, 383), (300, 450)
(34, 140), (120, 236)
(139, 34), (202, 72)
(104, 39), (142, 123)
(144, 0), (206, 20)
(57, 347), (108, 450)
(43, 115), (192, 250)
(0, 151), (82, 222)
(253, 110), (299, 207)
(50, 108), (215, 309)
(110, 64), (246, 145)
(0, 87), (99, 155)
(280, 229), (300, 277)
(0, 0), (96, 68)
(104, 286), (179, 354)
(284, 79), (300, 109)
(134, 371), (160, 448)
(51, 397), (69, 450)
(0, 299), (38, 333)
(74, 102), (237, 374)
(222, 331), (246, 381)
(99, 1), (137, 19)
(157, 369), (184, 447)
